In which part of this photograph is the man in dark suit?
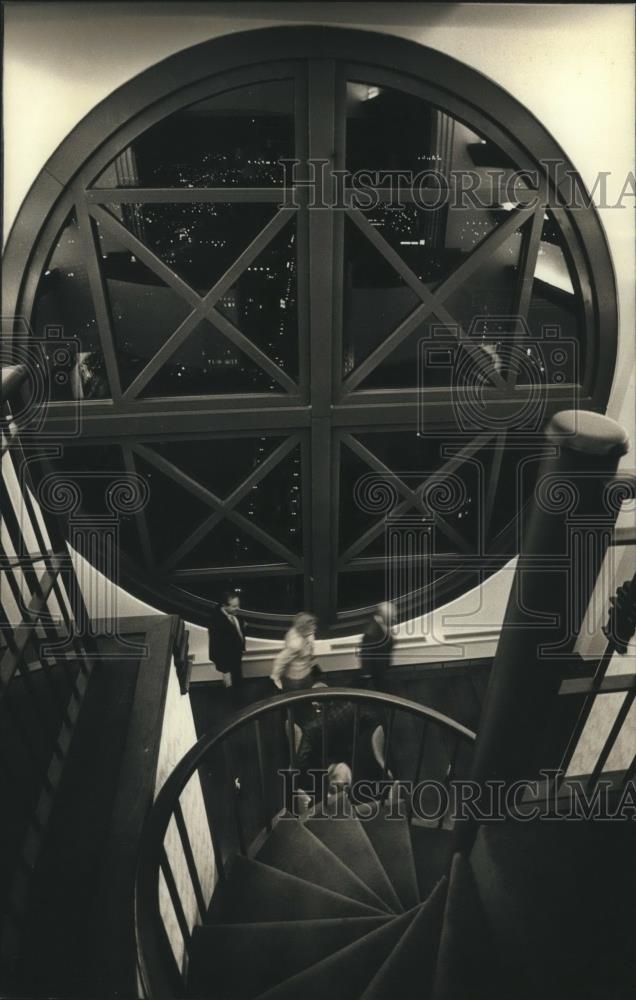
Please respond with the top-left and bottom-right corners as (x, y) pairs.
(358, 601), (396, 691)
(208, 590), (246, 705)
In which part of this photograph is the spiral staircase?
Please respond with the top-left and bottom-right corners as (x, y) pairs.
(186, 799), (496, 1000)
(136, 685), (636, 1000)
(180, 795), (636, 1000)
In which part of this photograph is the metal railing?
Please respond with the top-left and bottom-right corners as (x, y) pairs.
(135, 687), (476, 1000)
(556, 564), (636, 793)
(1, 365), (98, 969)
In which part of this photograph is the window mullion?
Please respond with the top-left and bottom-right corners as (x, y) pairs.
(307, 59), (338, 628)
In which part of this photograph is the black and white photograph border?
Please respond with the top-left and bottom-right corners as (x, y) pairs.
(1, 4), (635, 999)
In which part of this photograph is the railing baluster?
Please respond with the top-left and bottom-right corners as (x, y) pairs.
(405, 721), (430, 825)
(558, 644), (614, 782)
(172, 799), (206, 922)
(18, 482), (88, 695)
(413, 722), (429, 787)
(587, 689), (636, 791)
(320, 706), (328, 772)
(382, 707), (395, 782)
(0, 485), (69, 668)
(285, 706), (298, 814)
(223, 742), (246, 856)
(351, 704), (360, 783)
(286, 706), (297, 771)
(206, 790), (226, 883)
(254, 719), (272, 834)
(159, 847), (192, 956)
(439, 733), (460, 830)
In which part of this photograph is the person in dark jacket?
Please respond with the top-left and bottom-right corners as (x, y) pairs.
(358, 601), (396, 691)
(208, 591), (246, 705)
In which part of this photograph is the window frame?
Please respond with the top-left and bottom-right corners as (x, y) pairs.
(3, 27), (618, 636)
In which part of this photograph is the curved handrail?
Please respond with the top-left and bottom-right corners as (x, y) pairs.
(135, 687), (476, 999)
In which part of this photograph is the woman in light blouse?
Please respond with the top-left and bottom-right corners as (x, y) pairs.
(270, 612), (318, 691)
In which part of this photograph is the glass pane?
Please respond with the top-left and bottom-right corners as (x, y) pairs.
(46, 444), (145, 563)
(139, 318), (284, 397)
(217, 218), (299, 378)
(526, 211), (586, 382)
(346, 80), (514, 177)
(353, 430), (451, 476)
(234, 444), (303, 555)
(104, 202), (279, 293)
(94, 79), (294, 188)
(337, 570), (388, 613)
(46, 444), (121, 511)
(182, 577), (304, 616)
(95, 217), (192, 391)
(133, 452), (212, 554)
(31, 213), (109, 400)
(339, 433), (458, 558)
(432, 455), (485, 554)
(339, 443), (386, 555)
(150, 437), (281, 499)
(354, 432), (484, 556)
(178, 522), (280, 569)
(348, 210), (523, 390)
(358, 319), (458, 390)
(355, 203), (514, 290)
(443, 228), (524, 337)
(489, 440), (547, 548)
(342, 216), (419, 376)
(346, 81), (439, 176)
(342, 203), (520, 388)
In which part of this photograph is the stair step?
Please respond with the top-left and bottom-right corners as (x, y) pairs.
(189, 916), (391, 999)
(355, 802), (420, 910)
(207, 856), (383, 924)
(361, 878), (447, 1000)
(305, 815), (403, 914)
(256, 818), (389, 914)
(410, 826), (454, 900)
(255, 906), (419, 1000)
(432, 853), (500, 1000)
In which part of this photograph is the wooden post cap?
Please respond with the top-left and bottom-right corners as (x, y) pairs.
(546, 410), (630, 457)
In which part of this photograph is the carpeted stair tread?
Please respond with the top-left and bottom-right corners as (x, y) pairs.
(189, 916), (391, 999)
(304, 815), (403, 914)
(255, 906), (419, 1000)
(410, 826), (454, 901)
(361, 878), (448, 1000)
(256, 819), (389, 914)
(432, 853), (500, 1000)
(207, 856), (382, 924)
(355, 802), (420, 910)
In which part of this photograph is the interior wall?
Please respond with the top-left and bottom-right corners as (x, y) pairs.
(4, 2), (634, 675)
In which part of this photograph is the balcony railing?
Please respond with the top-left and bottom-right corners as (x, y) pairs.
(0, 365), (99, 969)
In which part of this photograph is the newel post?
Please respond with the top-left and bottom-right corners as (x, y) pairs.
(466, 410), (630, 822)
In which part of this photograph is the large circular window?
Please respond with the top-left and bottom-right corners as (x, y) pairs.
(4, 28), (617, 636)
